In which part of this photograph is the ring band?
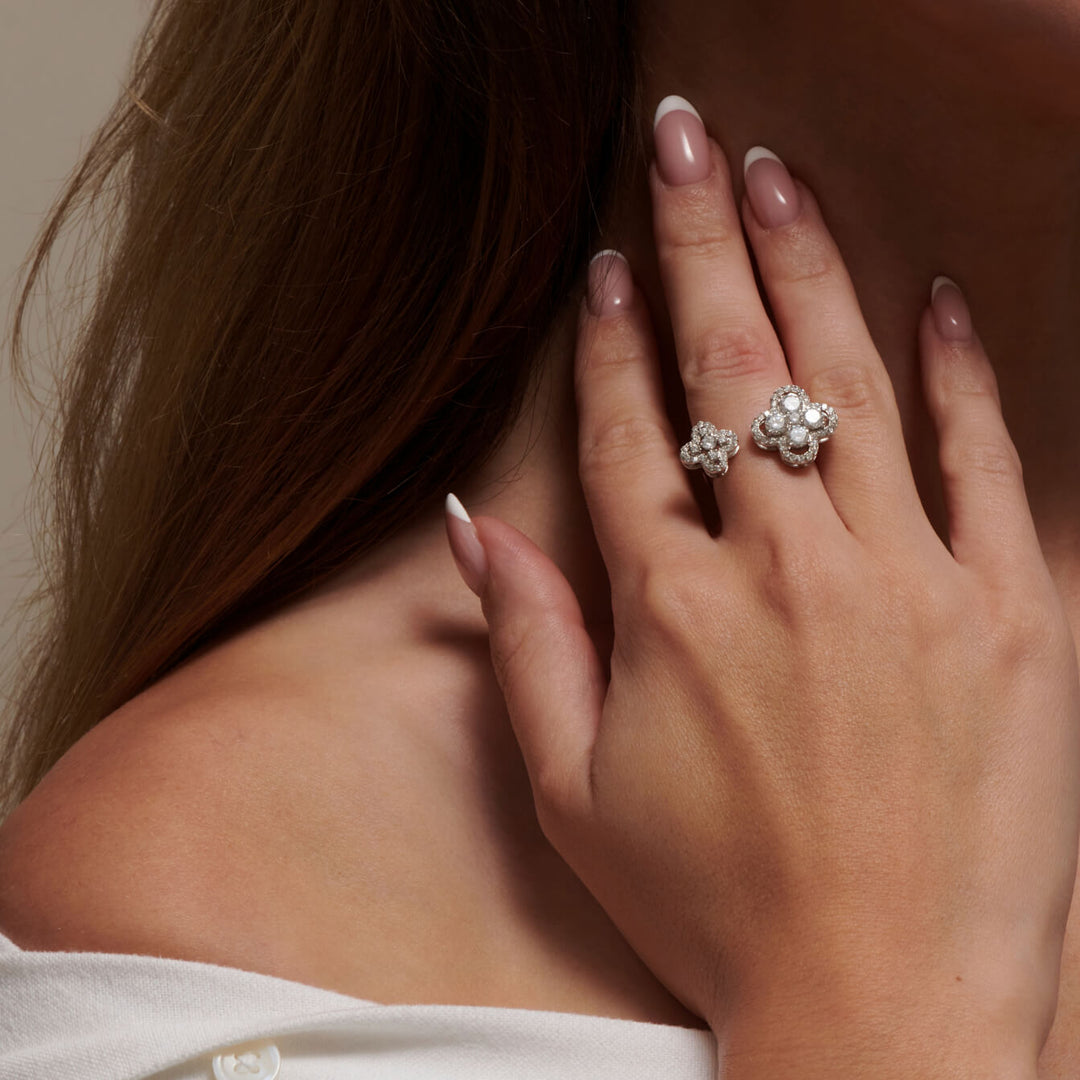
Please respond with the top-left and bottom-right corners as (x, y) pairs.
(680, 421), (739, 478)
(750, 384), (837, 467)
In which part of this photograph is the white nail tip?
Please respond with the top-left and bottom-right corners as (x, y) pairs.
(931, 275), (959, 300)
(743, 146), (782, 176)
(445, 492), (471, 524)
(589, 248), (628, 266)
(653, 95), (701, 131)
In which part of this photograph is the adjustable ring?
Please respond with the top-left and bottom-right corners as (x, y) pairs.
(750, 384), (838, 467)
(680, 421), (740, 478)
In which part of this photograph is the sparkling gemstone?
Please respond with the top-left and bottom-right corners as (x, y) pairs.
(787, 425), (809, 448)
(701, 435), (717, 450)
(782, 393), (801, 412)
(708, 449), (721, 460)
(765, 412), (786, 435)
(804, 407), (823, 428)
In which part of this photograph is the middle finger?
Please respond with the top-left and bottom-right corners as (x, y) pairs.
(651, 95), (831, 531)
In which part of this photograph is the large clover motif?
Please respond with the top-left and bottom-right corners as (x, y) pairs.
(680, 420), (740, 478)
(750, 384), (838, 467)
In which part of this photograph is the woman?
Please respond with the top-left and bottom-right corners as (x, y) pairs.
(1, 0), (1079, 1076)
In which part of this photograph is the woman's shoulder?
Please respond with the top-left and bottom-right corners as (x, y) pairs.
(0, 657), (477, 1004)
(0, 684), (302, 962)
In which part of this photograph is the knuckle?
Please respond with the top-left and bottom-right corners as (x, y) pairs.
(769, 226), (838, 288)
(912, 577), (959, 636)
(488, 610), (538, 703)
(809, 360), (891, 421)
(930, 350), (1002, 410)
(986, 590), (1069, 665)
(940, 434), (1023, 488)
(578, 322), (645, 378)
(532, 760), (584, 830)
(490, 611), (594, 832)
(658, 194), (741, 264)
(663, 231), (738, 265)
(754, 531), (847, 616)
(579, 414), (665, 482)
(630, 559), (713, 643)
(878, 568), (949, 637)
(684, 325), (781, 390)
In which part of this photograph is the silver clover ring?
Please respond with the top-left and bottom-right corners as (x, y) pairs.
(680, 421), (740, 478)
(750, 384), (838, 467)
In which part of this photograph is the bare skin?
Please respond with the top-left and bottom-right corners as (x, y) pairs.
(2, 0), (1080, 1070)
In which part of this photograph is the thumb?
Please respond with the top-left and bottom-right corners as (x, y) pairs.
(444, 493), (604, 821)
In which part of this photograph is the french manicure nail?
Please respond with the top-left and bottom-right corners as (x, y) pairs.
(931, 276), (973, 343)
(587, 250), (633, 317)
(653, 95), (710, 187)
(744, 147), (801, 229)
(445, 493), (489, 597)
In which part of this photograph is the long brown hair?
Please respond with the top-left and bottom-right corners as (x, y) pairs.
(2, 0), (644, 820)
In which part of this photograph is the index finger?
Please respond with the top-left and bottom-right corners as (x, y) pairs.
(575, 250), (709, 582)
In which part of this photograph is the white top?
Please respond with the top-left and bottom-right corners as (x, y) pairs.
(0, 927), (719, 1079)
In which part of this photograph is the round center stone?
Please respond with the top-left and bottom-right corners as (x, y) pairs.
(804, 407), (822, 428)
(787, 425), (809, 448)
(782, 393), (801, 412)
(765, 412), (786, 435)
(701, 435), (717, 450)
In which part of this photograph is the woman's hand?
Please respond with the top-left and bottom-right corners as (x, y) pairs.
(445, 99), (1080, 1074)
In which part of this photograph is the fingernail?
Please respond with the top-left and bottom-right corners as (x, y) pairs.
(743, 146), (801, 229)
(931, 276), (972, 343)
(445, 493), (488, 597)
(653, 95), (710, 187)
(587, 250), (633, 318)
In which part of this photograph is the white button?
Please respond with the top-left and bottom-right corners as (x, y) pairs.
(212, 1041), (281, 1080)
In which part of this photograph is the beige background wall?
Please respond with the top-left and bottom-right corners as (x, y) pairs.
(1, 1), (147, 705)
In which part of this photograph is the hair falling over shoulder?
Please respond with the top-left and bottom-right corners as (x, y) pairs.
(1, 0), (643, 819)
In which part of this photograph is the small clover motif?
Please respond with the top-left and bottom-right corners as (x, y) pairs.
(680, 420), (740, 478)
(750, 384), (837, 467)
